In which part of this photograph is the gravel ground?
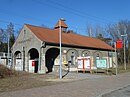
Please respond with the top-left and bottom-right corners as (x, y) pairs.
(0, 72), (130, 97)
(0, 70), (107, 93)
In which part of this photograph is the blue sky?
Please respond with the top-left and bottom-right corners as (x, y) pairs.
(0, 0), (130, 35)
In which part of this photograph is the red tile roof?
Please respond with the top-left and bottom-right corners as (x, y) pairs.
(25, 24), (114, 51)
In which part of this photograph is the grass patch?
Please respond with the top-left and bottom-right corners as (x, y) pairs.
(0, 74), (59, 93)
(0, 64), (130, 93)
(0, 65), (17, 78)
(0, 64), (60, 93)
(106, 64), (130, 75)
(117, 64), (130, 73)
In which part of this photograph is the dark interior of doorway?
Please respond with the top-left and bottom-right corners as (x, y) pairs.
(45, 48), (59, 73)
(29, 48), (39, 73)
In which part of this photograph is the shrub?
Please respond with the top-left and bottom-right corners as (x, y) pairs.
(0, 64), (15, 78)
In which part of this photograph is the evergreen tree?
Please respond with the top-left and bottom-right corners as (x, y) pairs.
(10, 33), (15, 48)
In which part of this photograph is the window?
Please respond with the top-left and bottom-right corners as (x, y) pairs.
(71, 55), (74, 65)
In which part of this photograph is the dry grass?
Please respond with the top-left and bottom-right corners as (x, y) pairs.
(0, 65), (16, 78)
(0, 64), (130, 93)
(0, 74), (59, 93)
(0, 64), (60, 93)
(106, 64), (130, 75)
(117, 64), (130, 73)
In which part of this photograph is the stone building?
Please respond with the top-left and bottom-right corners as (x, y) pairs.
(12, 19), (115, 74)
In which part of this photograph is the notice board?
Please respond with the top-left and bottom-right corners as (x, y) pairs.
(96, 59), (107, 68)
(77, 57), (91, 69)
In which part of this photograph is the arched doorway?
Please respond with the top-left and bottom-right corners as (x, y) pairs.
(14, 51), (22, 71)
(28, 48), (39, 73)
(66, 49), (78, 66)
(45, 48), (59, 73)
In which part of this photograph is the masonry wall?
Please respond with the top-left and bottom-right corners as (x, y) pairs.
(12, 25), (115, 74)
(44, 45), (115, 72)
(12, 25), (42, 72)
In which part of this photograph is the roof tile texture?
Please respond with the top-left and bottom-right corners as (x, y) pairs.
(25, 24), (114, 50)
(54, 19), (68, 28)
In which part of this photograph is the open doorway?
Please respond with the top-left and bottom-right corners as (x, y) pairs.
(28, 48), (39, 73)
(14, 51), (22, 71)
(45, 48), (59, 73)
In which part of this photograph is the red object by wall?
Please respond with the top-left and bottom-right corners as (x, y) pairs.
(116, 40), (123, 49)
(32, 61), (35, 66)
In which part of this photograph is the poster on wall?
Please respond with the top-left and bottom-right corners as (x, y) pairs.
(96, 59), (107, 68)
(29, 60), (35, 73)
(77, 59), (82, 68)
(54, 59), (59, 65)
(77, 57), (91, 69)
(84, 58), (91, 69)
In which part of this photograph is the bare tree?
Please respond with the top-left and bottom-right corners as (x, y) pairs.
(87, 24), (107, 38)
(6, 22), (15, 50)
(87, 24), (94, 37)
(106, 20), (130, 65)
(106, 24), (120, 41)
(0, 28), (4, 52)
(0, 28), (4, 43)
(95, 25), (103, 38)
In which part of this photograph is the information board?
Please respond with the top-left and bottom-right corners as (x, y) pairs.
(96, 59), (107, 68)
(77, 57), (91, 69)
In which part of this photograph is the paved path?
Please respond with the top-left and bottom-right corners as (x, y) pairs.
(0, 72), (130, 97)
(102, 85), (130, 97)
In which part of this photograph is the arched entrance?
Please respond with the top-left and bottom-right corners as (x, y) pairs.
(14, 51), (22, 71)
(28, 48), (39, 73)
(66, 49), (78, 66)
(45, 48), (60, 73)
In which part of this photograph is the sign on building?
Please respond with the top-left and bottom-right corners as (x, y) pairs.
(77, 57), (91, 70)
(96, 59), (107, 68)
(54, 59), (59, 65)
(116, 40), (123, 49)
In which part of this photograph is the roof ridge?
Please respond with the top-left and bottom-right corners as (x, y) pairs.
(25, 24), (51, 30)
